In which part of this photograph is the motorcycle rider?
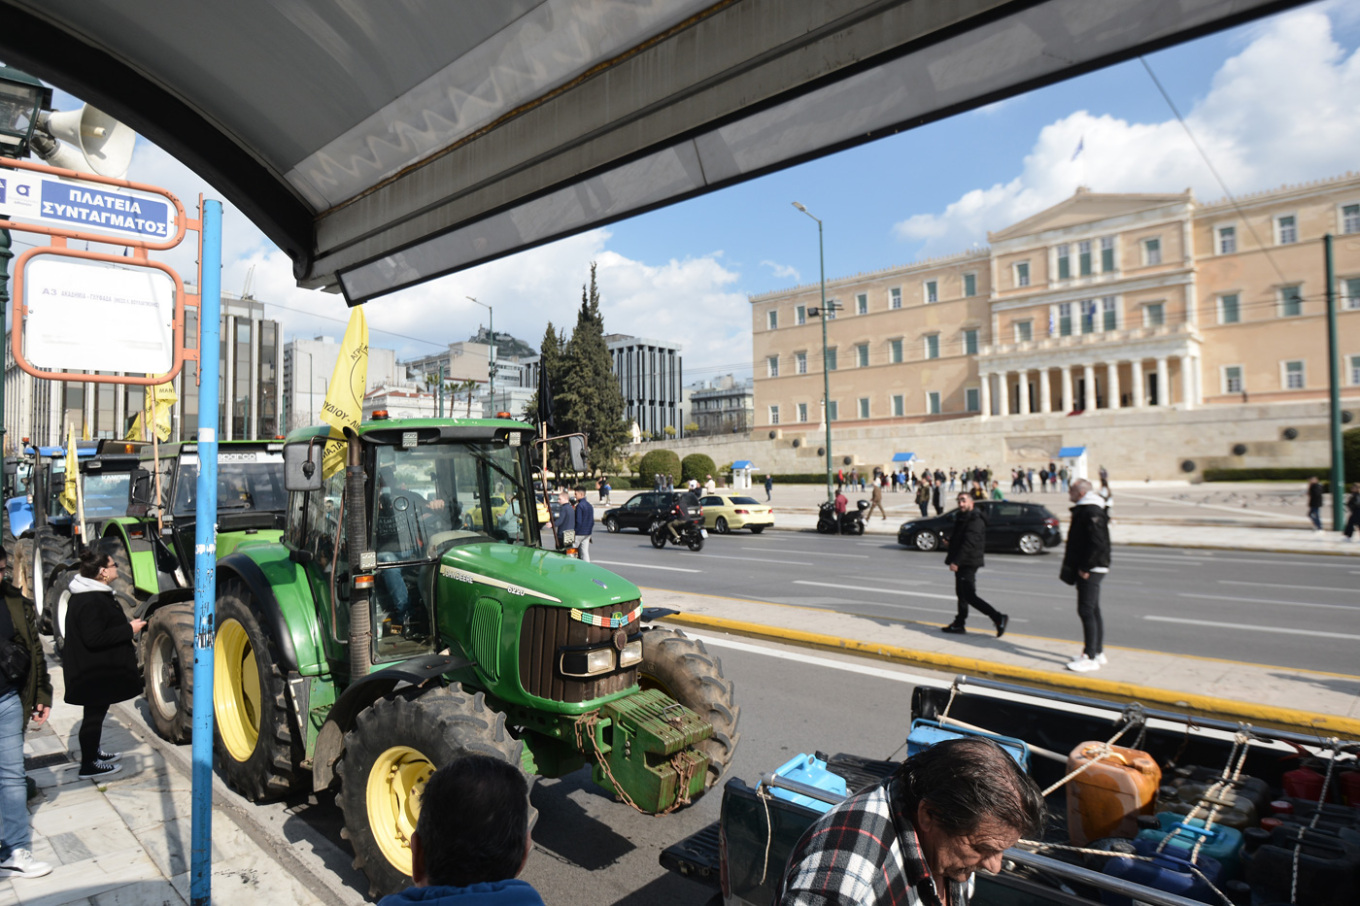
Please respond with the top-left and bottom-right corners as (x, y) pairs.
(665, 491), (700, 542)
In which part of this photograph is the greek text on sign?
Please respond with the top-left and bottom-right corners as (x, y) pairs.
(24, 256), (177, 374)
(0, 168), (176, 242)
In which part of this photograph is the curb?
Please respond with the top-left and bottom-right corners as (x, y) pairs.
(658, 612), (1360, 737)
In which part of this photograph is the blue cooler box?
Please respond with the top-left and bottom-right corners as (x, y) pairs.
(767, 754), (849, 813)
(906, 719), (1031, 771)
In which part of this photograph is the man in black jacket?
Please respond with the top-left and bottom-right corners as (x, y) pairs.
(941, 494), (1008, 637)
(1061, 478), (1111, 672)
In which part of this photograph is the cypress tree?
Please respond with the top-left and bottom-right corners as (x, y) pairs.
(524, 322), (567, 430)
(559, 263), (628, 471)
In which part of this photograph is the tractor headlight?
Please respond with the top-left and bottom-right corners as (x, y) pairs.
(559, 645), (617, 677)
(618, 639), (643, 667)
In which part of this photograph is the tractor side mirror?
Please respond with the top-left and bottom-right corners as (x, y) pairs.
(567, 435), (588, 473)
(284, 444), (324, 492)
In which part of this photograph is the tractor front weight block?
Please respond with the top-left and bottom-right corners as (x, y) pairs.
(591, 688), (712, 813)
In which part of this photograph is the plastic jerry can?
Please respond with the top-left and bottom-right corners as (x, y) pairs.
(1241, 824), (1360, 906)
(905, 719), (1030, 771)
(1156, 782), (1256, 830)
(1135, 812), (1245, 878)
(1066, 742), (1162, 845)
(1281, 760), (1328, 801)
(1269, 797), (1360, 833)
(1098, 838), (1223, 906)
(1338, 767), (1360, 808)
(1168, 765), (1272, 818)
(766, 753), (848, 813)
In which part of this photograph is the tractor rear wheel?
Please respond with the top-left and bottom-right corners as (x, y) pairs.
(212, 580), (303, 800)
(144, 603), (195, 743)
(639, 628), (740, 792)
(32, 530), (72, 630)
(337, 686), (527, 899)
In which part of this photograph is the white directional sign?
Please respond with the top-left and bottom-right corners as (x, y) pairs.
(0, 168), (176, 243)
(24, 256), (177, 373)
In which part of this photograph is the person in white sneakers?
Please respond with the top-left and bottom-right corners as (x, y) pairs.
(0, 546), (53, 879)
(1061, 479), (1110, 673)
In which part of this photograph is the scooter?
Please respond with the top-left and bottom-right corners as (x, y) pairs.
(816, 499), (868, 535)
(650, 517), (706, 551)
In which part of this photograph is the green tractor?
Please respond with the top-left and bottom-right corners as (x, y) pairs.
(209, 415), (740, 897)
(46, 440), (288, 739)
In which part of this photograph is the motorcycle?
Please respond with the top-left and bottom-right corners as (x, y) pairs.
(816, 499), (868, 535)
(650, 518), (706, 551)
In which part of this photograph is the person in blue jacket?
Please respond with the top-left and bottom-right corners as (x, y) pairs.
(573, 486), (594, 562)
(378, 755), (543, 906)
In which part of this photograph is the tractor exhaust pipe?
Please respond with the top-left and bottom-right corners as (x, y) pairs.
(343, 429), (372, 678)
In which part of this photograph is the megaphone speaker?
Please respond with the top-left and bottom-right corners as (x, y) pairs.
(42, 105), (135, 179)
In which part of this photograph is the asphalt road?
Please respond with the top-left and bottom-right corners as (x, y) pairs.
(588, 526), (1360, 676)
(259, 632), (950, 906)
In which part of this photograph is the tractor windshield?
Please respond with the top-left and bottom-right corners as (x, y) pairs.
(81, 473), (132, 520)
(171, 454), (288, 515)
(370, 441), (534, 560)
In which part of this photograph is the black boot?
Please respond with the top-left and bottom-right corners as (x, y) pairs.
(940, 622), (966, 635)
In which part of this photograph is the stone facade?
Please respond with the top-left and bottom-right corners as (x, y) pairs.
(745, 173), (1360, 477)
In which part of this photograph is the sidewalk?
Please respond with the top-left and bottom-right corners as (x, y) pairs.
(642, 585), (1360, 736)
(5, 638), (362, 906)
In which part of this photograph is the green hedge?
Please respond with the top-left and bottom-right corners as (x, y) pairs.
(637, 449), (681, 484)
(1201, 468), (1337, 489)
(681, 453), (717, 485)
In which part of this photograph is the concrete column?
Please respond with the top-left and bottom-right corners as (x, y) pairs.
(979, 372), (991, 420)
(1156, 356), (1170, 407)
(1107, 361), (1121, 410)
(1017, 369), (1030, 415)
(1083, 363), (1096, 412)
(1039, 368), (1052, 413)
(1130, 359), (1145, 408)
(1060, 365), (1073, 415)
(1180, 355), (1195, 411)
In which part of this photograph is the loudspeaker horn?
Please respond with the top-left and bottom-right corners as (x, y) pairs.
(39, 105), (135, 179)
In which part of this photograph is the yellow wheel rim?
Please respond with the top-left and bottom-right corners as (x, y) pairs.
(213, 618), (261, 762)
(365, 746), (434, 876)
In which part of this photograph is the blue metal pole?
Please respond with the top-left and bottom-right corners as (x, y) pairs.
(190, 200), (222, 906)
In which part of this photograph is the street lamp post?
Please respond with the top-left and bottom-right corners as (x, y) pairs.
(793, 202), (835, 504)
(467, 296), (494, 414)
(304, 352), (314, 428)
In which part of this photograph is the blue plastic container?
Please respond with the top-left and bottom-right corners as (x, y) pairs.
(766, 754), (848, 813)
(1099, 838), (1223, 906)
(906, 719), (1030, 771)
(1136, 812), (1244, 878)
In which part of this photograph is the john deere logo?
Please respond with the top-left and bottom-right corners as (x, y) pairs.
(612, 612), (623, 624)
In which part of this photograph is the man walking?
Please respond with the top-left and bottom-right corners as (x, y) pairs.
(1306, 476), (1324, 532)
(573, 486), (594, 561)
(869, 479), (887, 521)
(1062, 478), (1111, 672)
(941, 493), (1008, 637)
(1345, 483), (1360, 542)
(764, 473), (773, 502)
(915, 476), (931, 518)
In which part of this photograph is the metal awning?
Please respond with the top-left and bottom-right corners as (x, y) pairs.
(892, 452), (916, 463)
(0, 0), (1304, 304)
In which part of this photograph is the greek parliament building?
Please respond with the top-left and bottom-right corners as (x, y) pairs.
(745, 173), (1360, 479)
(3, 293), (282, 449)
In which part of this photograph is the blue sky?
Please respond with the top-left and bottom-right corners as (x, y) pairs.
(27, 1), (1360, 384)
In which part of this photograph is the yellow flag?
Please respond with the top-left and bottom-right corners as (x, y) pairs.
(81, 422), (91, 441)
(127, 375), (178, 441)
(320, 307), (368, 478)
(58, 426), (79, 515)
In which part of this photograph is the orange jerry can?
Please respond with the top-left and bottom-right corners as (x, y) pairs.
(1066, 741), (1162, 845)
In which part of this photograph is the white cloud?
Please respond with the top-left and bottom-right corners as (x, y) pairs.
(760, 260), (801, 282)
(894, 8), (1360, 255)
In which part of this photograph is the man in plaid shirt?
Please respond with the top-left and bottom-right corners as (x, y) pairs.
(777, 737), (1044, 906)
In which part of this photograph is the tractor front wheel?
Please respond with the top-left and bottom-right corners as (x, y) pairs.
(639, 628), (741, 792)
(337, 686), (528, 899)
(212, 580), (303, 801)
(144, 603), (195, 743)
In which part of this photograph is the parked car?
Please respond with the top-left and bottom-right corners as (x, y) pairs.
(897, 500), (1061, 555)
(602, 491), (702, 533)
(699, 492), (773, 534)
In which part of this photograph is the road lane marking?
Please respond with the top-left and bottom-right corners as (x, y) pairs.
(740, 546), (870, 558)
(1145, 616), (1360, 640)
(593, 560), (700, 573)
(1178, 592), (1360, 612)
(1111, 552), (1205, 564)
(697, 553), (813, 567)
(1217, 579), (1358, 594)
(793, 580), (954, 600)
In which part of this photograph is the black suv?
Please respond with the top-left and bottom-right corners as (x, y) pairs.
(602, 491), (702, 533)
(897, 500), (1061, 555)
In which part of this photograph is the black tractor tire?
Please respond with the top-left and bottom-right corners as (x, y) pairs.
(47, 568), (74, 658)
(686, 531), (704, 552)
(144, 603), (195, 743)
(338, 685), (528, 900)
(650, 526), (667, 549)
(32, 530), (73, 629)
(212, 579), (304, 801)
(639, 627), (740, 792)
(102, 541), (140, 618)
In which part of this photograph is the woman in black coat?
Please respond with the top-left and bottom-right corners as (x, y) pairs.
(63, 548), (145, 779)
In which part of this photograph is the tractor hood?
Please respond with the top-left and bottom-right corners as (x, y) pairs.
(438, 543), (640, 611)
